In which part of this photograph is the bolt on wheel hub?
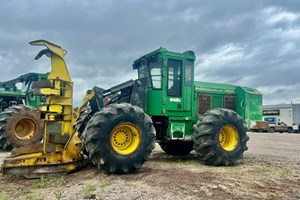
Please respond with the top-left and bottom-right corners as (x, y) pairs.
(218, 125), (239, 151)
(110, 123), (140, 155)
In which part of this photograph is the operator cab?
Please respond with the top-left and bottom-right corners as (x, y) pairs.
(133, 48), (196, 117)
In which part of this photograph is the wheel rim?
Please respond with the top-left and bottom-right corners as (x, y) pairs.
(218, 125), (239, 151)
(110, 123), (140, 155)
(14, 118), (37, 141)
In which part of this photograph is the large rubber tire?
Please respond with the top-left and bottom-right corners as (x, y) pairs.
(0, 105), (43, 150)
(74, 106), (93, 155)
(192, 109), (249, 166)
(74, 106), (92, 137)
(159, 140), (193, 155)
(81, 103), (156, 174)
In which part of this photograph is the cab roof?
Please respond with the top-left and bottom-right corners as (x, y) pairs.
(133, 47), (195, 69)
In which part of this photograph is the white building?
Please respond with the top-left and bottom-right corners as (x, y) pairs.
(263, 103), (300, 132)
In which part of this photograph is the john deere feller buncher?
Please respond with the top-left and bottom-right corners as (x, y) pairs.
(0, 72), (48, 112)
(2, 40), (248, 177)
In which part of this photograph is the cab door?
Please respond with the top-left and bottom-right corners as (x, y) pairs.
(165, 59), (183, 112)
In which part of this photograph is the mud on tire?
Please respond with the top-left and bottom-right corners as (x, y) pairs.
(81, 103), (156, 174)
(0, 105), (43, 150)
(192, 108), (249, 166)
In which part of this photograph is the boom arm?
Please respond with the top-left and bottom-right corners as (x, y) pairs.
(74, 78), (147, 135)
(103, 78), (147, 110)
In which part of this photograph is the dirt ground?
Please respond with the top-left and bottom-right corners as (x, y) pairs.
(0, 132), (299, 200)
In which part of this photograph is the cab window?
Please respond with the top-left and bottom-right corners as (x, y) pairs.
(185, 60), (192, 86)
(167, 59), (182, 96)
(149, 57), (162, 89)
(137, 57), (162, 89)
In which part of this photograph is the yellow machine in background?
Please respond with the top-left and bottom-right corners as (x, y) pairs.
(1, 40), (155, 178)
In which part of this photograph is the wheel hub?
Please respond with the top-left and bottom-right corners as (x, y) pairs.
(14, 118), (36, 140)
(110, 123), (140, 155)
(218, 125), (239, 151)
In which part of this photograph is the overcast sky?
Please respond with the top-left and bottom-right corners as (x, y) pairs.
(0, 0), (299, 106)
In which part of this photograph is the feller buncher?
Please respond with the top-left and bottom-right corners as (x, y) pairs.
(2, 40), (155, 177)
(0, 72), (47, 112)
(1, 40), (248, 178)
